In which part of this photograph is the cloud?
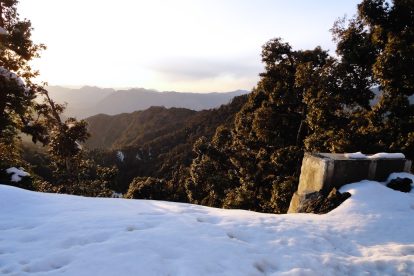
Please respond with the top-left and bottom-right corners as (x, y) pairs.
(148, 56), (263, 82)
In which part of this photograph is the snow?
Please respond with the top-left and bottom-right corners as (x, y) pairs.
(0, 26), (8, 35)
(344, 151), (366, 159)
(116, 151), (124, 162)
(111, 191), (123, 198)
(0, 66), (30, 94)
(0, 173), (413, 275)
(345, 152), (406, 159)
(5, 167), (30, 182)
(0, 66), (25, 87)
(369, 152), (406, 159)
(75, 141), (82, 150)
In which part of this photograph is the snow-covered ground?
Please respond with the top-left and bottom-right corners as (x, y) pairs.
(0, 174), (413, 275)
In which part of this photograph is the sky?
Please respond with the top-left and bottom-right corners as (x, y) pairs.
(18, 0), (361, 92)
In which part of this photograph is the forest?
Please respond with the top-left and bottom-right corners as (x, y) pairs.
(1, 0), (413, 214)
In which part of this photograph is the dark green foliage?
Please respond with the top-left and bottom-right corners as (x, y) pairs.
(85, 95), (248, 193)
(0, 1), (111, 197)
(125, 177), (167, 200)
(5, 0), (413, 215)
(0, 0), (48, 171)
(187, 0), (414, 213)
(214, 40), (327, 213)
(186, 129), (238, 207)
(328, 0), (414, 157)
(56, 159), (117, 197)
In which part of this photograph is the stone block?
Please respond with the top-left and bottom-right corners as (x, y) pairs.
(288, 152), (412, 213)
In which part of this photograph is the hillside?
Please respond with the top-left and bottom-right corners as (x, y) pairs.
(1, 173), (413, 275)
(85, 107), (197, 150)
(83, 95), (248, 191)
(47, 86), (249, 118)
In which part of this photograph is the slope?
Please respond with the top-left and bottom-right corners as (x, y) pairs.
(0, 173), (413, 275)
(84, 95), (248, 191)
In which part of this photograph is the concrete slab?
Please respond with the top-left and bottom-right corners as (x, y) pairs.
(288, 152), (412, 213)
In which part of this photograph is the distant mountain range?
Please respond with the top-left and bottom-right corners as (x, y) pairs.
(47, 86), (250, 118)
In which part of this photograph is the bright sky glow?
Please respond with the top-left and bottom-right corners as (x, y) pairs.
(18, 0), (361, 92)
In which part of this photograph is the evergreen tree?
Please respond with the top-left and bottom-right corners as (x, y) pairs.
(0, 0), (48, 169)
(186, 127), (238, 207)
(0, 1), (114, 195)
(224, 40), (329, 213)
(327, 0), (414, 157)
(125, 177), (167, 200)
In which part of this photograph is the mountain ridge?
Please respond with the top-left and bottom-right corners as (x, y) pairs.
(47, 85), (249, 118)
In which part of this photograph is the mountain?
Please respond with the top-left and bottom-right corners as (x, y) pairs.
(47, 86), (249, 118)
(85, 107), (197, 150)
(84, 95), (248, 191)
(46, 86), (114, 118)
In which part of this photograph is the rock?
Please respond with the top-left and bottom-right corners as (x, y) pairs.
(386, 177), (412, 193)
(294, 188), (351, 214)
(318, 188), (351, 214)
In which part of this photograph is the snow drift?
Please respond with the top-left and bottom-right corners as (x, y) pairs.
(0, 174), (413, 275)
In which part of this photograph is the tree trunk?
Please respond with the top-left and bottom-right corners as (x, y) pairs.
(296, 119), (307, 147)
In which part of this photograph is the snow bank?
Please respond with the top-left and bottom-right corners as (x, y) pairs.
(0, 174), (413, 275)
(345, 152), (406, 159)
(5, 167), (30, 182)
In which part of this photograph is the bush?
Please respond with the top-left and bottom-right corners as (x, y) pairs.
(125, 177), (167, 200)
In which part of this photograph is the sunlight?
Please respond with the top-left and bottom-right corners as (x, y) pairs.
(17, 0), (361, 91)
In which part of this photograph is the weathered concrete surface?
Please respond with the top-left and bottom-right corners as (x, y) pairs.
(288, 153), (412, 213)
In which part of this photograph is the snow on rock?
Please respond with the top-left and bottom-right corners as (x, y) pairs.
(0, 66), (25, 87)
(116, 151), (124, 162)
(0, 26), (8, 35)
(111, 191), (123, 198)
(344, 151), (367, 159)
(0, 66), (30, 95)
(5, 167), (30, 182)
(345, 152), (406, 159)
(75, 141), (83, 150)
(387, 172), (414, 184)
(0, 173), (414, 275)
(369, 152), (406, 159)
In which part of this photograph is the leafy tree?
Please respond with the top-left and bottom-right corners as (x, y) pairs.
(223, 39), (329, 213)
(326, 0), (414, 157)
(186, 127), (238, 207)
(0, 1), (115, 196)
(125, 177), (167, 200)
(0, 0), (48, 169)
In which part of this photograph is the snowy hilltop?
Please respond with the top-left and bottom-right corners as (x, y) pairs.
(1, 173), (413, 275)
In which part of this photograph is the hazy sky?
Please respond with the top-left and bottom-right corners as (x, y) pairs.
(19, 0), (361, 92)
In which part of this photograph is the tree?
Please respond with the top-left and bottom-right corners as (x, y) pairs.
(224, 40), (330, 213)
(0, 0), (48, 169)
(186, 128), (238, 207)
(329, 0), (414, 158)
(125, 177), (167, 200)
(0, 1), (111, 195)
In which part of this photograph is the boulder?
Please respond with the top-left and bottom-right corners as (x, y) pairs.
(386, 177), (412, 193)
